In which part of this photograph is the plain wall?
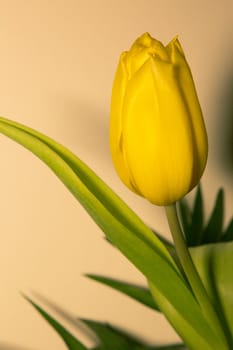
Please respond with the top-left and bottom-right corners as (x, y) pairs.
(0, 0), (233, 349)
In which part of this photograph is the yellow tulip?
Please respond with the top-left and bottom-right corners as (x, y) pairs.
(110, 32), (208, 206)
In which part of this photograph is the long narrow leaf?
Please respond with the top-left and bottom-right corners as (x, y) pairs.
(86, 274), (159, 311)
(189, 185), (204, 246)
(24, 296), (87, 350)
(0, 117), (227, 350)
(202, 189), (224, 243)
(0, 117), (171, 264)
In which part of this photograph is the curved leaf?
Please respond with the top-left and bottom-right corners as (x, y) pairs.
(0, 117), (228, 349)
(24, 296), (87, 350)
(0, 117), (171, 264)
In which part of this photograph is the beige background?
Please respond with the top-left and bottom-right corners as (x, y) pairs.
(0, 0), (233, 349)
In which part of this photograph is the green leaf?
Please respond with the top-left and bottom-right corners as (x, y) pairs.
(189, 185), (204, 246)
(178, 186), (204, 247)
(0, 117), (170, 264)
(86, 274), (159, 311)
(0, 117), (228, 350)
(82, 319), (186, 350)
(24, 296), (87, 350)
(149, 346), (187, 350)
(151, 231), (175, 254)
(24, 294), (186, 350)
(151, 346), (186, 350)
(202, 189), (224, 243)
(222, 218), (233, 242)
(190, 241), (233, 347)
(151, 232), (185, 275)
(81, 319), (139, 350)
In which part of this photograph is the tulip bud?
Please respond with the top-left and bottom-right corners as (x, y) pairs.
(110, 32), (208, 206)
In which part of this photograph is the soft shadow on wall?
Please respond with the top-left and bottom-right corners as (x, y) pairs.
(52, 95), (110, 163)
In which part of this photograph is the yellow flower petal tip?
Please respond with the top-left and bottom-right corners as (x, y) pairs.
(110, 33), (208, 206)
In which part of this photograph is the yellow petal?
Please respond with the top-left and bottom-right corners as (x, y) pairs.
(121, 57), (197, 205)
(110, 52), (137, 192)
(167, 38), (208, 180)
(110, 33), (208, 205)
(126, 33), (168, 78)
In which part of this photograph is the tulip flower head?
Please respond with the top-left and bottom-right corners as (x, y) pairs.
(110, 32), (208, 206)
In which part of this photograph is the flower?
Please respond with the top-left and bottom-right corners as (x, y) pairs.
(109, 32), (208, 205)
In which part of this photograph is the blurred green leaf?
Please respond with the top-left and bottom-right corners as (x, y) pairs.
(202, 189), (224, 243)
(178, 186), (204, 246)
(81, 319), (139, 350)
(222, 218), (233, 242)
(179, 187), (228, 246)
(0, 117), (228, 350)
(191, 241), (233, 346)
(86, 274), (159, 311)
(149, 346), (187, 350)
(189, 185), (204, 246)
(82, 319), (186, 350)
(25, 296), (186, 350)
(24, 296), (87, 350)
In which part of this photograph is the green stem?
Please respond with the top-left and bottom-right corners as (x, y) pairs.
(165, 203), (228, 346)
